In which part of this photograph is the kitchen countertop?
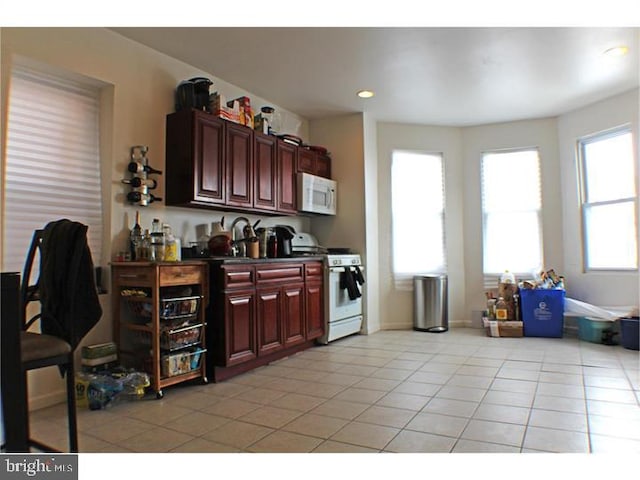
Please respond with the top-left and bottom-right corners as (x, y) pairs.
(204, 255), (325, 264)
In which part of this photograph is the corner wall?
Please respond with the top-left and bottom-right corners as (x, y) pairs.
(557, 88), (639, 307)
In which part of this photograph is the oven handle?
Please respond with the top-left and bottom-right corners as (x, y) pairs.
(328, 266), (364, 273)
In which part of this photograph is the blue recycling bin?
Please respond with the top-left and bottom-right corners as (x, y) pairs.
(520, 289), (565, 338)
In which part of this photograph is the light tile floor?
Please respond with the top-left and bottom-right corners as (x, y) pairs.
(29, 328), (640, 454)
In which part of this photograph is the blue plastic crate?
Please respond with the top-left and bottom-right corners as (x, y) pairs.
(520, 289), (565, 338)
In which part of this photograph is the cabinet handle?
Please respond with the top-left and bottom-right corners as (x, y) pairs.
(119, 274), (145, 279)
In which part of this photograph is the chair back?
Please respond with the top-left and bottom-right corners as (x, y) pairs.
(21, 229), (44, 331)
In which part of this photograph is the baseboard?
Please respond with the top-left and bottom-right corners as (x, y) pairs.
(29, 389), (66, 412)
(379, 319), (470, 331)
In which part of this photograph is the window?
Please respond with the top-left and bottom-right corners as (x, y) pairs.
(2, 62), (104, 275)
(481, 149), (543, 276)
(391, 151), (446, 282)
(579, 128), (637, 270)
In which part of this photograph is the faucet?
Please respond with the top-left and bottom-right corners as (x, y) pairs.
(230, 216), (251, 256)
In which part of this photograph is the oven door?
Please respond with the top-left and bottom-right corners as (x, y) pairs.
(328, 266), (364, 322)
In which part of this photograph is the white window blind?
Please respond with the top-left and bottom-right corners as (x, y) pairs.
(391, 151), (446, 286)
(579, 128), (637, 270)
(3, 64), (104, 276)
(481, 149), (543, 279)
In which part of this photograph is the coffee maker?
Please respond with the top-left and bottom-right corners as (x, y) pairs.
(274, 225), (295, 258)
(175, 77), (213, 112)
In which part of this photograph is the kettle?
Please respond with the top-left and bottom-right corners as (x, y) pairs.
(175, 77), (213, 112)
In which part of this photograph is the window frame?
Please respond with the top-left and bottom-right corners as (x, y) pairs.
(390, 149), (447, 287)
(480, 146), (544, 280)
(578, 125), (638, 272)
(3, 58), (106, 277)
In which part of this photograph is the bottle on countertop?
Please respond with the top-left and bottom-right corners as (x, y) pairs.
(495, 297), (508, 320)
(141, 229), (152, 260)
(150, 218), (165, 261)
(163, 223), (178, 262)
(129, 210), (142, 261)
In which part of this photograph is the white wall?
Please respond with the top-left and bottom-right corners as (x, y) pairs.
(557, 88), (639, 307)
(0, 27), (310, 408)
(376, 123), (466, 329)
(461, 117), (563, 319)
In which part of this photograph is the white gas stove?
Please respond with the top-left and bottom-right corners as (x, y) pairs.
(291, 231), (364, 344)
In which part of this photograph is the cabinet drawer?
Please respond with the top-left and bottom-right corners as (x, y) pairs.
(222, 265), (254, 289)
(304, 262), (323, 278)
(256, 264), (304, 283)
(159, 265), (204, 285)
(112, 266), (155, 286)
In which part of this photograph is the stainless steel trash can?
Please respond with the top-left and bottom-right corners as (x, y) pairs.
(413, 274), (448, 332)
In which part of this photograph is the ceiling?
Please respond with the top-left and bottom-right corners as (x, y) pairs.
(111, 27), (639, 126)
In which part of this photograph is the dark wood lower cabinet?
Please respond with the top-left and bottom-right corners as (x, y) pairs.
(207, 260), (324, 382)
(283, 283), (305, 348)
(224, 289), (257, 366)
(257, 286), (284, 356)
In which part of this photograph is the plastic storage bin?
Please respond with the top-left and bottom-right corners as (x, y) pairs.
(520, 289), (565, 337)
(577, 316), (615, 344)
(161, 348), (205, 377)
(619, 317), (639, 350)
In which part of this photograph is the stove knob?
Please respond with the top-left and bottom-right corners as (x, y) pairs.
(333, 259), (339, 266)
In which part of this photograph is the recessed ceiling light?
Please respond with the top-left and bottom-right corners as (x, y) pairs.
(604, 46), (629, 57)
(357, 90), (375, 99)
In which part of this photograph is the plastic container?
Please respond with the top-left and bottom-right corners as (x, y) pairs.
(577, 316), (615, 344)
(161, 348), (205, 377)
(619, 317), (639, 350)
(520, 289), (565, 337)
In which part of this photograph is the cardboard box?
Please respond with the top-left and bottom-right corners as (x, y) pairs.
(483, 318), (523, 337)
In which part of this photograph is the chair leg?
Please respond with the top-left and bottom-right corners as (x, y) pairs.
(65, 358), (78, 452)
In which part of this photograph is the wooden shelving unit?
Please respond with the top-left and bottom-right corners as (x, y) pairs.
(111, 261), (209, 398)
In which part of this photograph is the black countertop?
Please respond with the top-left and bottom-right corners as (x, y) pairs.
(204, 255), (325, 265)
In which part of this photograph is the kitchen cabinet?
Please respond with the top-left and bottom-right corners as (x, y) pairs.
(206, 259), (323, 381)
(253, 131), (278, 212)
(226, 122), (253, 208)
(276, 140), (298, 213)
(166, 109), (301, 215)
(304, 262), (324, 340)
(166, 109), (225, 207)
(111, 262), (209, 398)
(297, 148), (332, 179)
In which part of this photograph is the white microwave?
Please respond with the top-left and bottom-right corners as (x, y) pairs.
(297, 172), (337, 215)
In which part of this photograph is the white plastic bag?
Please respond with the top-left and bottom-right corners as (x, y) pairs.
(564, 297), (626, 321)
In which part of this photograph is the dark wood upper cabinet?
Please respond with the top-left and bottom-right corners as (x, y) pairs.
(226, 122), (253, 208)
(297, 148), (332, 179)
(277, 140), (297, 214)
(165, 109), (331, 214)
(253, 131), (278, 212)
(166, 109), (225, 207)
(315, 154), (332, 179)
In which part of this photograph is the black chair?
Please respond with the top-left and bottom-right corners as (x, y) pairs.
(2, 221), (102, 453)
(19, 229), (79, 452)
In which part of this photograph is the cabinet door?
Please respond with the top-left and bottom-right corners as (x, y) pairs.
(194, 113), (226, 203)
(226, 123), (253, 208)
(305, 280), (324, 340)
(256, 287), (284, 356)
(283, 283), (305, 348)
(277, 140), (297, 213)
(224, 289), (257, 366)
(315, 154), (332, 179)
(253, 131), (277, 211)
(297, 148), (316, 174)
